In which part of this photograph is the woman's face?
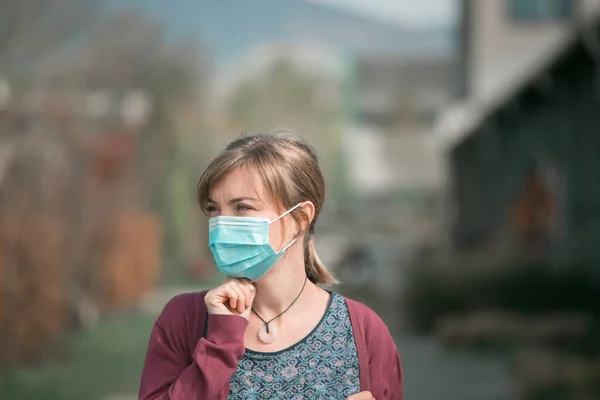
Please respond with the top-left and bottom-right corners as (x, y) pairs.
(206, 168), (296, 252)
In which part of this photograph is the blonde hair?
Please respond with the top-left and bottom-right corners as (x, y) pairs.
(197, 129), (336, 285)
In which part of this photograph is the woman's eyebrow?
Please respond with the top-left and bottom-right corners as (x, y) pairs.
(228, 197), (259, 204)
(206, 196), (259, 205)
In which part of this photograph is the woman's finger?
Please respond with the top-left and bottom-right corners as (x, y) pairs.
(236, 279), (256, 308)
(226, 283), (245, 312)
(229, 280), (248, 313)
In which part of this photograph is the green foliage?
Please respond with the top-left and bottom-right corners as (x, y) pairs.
(0, 314), (155, 400)
(226, 57), (346, 203)
(229, 58), (336, 127)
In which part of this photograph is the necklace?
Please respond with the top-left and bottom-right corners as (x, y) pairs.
(251, 276), (308, 344)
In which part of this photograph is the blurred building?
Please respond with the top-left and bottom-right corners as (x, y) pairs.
(356, 54), (455, 127)
(337, 53), (457, 295)
(344, 54), (455, 204)
(436, 0), (600, 265)
(343, 54), (455, 234)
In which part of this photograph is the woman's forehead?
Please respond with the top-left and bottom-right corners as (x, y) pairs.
(210, 168), (271, 202)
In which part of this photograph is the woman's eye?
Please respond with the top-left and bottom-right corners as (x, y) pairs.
(236, 204), (252, 211)
(205, 205), (217, 213)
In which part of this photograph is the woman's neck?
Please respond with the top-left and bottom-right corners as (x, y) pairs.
(252, 253), (310, 316)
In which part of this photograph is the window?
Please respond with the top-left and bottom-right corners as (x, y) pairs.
(509, 0), (573, 21)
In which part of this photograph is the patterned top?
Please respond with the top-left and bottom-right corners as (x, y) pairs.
(226, 292), (360, 399)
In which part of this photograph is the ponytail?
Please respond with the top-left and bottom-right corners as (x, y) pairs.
(304, 235), (337, 285)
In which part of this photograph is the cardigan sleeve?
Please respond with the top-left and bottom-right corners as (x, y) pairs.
(138, 294), (248, 400)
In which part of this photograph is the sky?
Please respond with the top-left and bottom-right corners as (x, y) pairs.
(109, 0), (456, 68)
(307, 0), (458, 28)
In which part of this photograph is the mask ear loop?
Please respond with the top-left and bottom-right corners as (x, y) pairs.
(270, 202), (304, 254)
(269, 202), (303, 225)
(278, 238), (298, 254)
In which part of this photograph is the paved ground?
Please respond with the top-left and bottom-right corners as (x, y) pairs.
(397, 332), (516, 400)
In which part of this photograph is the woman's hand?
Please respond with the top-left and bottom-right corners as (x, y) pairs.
(347, 392), (375, 400)
(205, 278), (256, 320)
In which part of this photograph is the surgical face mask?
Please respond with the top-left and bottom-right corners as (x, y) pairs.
(208, 203), (302, 281)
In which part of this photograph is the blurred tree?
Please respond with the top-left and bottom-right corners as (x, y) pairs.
(226, 57), (345, 206)
(0, 0), (100, 86)
(0, 3), (211, 368)
(59, 10), (209, 280)
(2, 4), (210, 299)
(48, 11), (204, 100)
(229, 58), (335, 130)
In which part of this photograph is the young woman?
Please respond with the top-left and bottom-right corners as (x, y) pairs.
(139, 131), (403, 400)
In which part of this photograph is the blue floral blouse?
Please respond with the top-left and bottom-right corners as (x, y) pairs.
(226, 292), (360, 399)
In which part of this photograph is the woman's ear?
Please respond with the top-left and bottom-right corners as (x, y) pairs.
(298, 201), (315, 233)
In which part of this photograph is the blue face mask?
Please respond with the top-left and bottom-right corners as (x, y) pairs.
(208, 203), (302, 281)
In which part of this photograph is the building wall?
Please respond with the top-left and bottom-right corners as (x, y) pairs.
(469, 0), (576, 102)
(450, 34), (600, 265)
(437, 0), (600, 151)
(356, 55), (456, 126)
(580, 0), (600, 20)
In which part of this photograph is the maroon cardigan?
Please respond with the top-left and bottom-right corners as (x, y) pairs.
(139, 291), (403, 400)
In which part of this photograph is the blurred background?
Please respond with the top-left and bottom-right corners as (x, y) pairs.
(0, 0), (599, 399)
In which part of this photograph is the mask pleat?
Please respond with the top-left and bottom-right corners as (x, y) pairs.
(207, 205), (301, 281)
(210, 244), (271, 265)
(218, 250), (277, 278)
